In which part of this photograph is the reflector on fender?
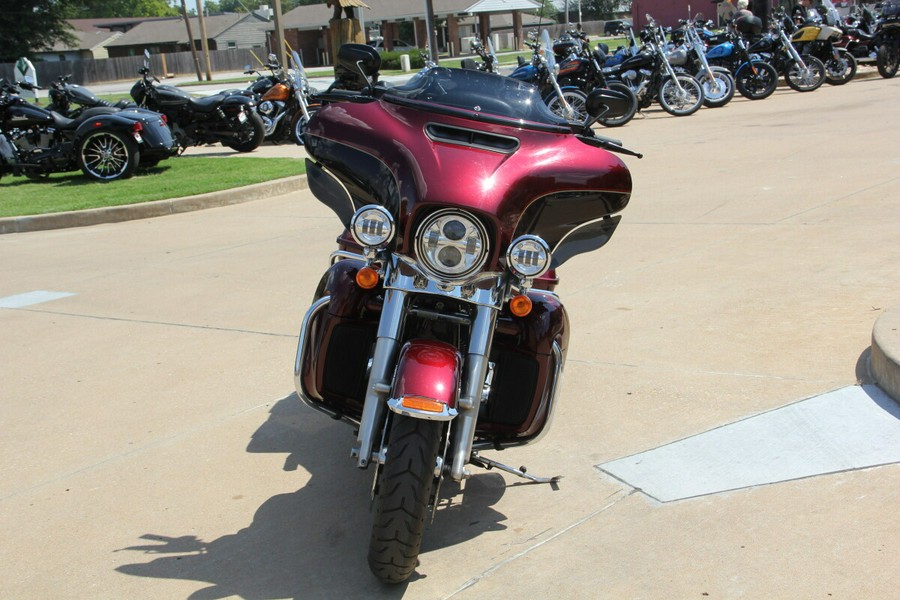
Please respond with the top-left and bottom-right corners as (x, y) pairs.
(400, 395), (446, 413)
(509, 294), (532, 317)
(355, 267), (379, 289)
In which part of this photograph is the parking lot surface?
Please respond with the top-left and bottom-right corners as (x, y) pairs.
(1, 75), (899, 598)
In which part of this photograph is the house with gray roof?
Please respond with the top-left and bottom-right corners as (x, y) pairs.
(275, 0), (543, 66)
(104, 11), (272, 58)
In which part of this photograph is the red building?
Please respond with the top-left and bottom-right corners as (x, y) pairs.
(630, 0), (775, 29)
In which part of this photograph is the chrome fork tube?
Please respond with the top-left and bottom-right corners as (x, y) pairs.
(449, 304), (498, 482)
(352, 287), (407, 468)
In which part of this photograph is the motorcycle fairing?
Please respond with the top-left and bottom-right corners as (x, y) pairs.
(305, 89), (631, 269)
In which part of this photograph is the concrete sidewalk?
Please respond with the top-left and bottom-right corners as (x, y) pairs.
(1, 74), (898, 599)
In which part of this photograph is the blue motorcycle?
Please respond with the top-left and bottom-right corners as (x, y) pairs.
(508, 30), (589, 122)
(703, 16), (779, 100)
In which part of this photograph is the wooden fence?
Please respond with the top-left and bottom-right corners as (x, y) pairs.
(0, 48), (260, 86)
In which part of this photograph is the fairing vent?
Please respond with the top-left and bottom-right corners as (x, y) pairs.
(425, 123), (519, 154)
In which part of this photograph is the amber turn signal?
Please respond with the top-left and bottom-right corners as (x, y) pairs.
(355, 267), (379, 289)
(509, 294), (532, 317)
(400, 395), (446, 413)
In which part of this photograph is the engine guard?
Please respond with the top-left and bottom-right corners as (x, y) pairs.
(387, 339), (462, 422)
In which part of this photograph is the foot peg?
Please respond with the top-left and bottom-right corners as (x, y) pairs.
(471, 453), (561, 487)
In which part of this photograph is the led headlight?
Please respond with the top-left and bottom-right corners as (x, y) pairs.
(350, 205), (395, 249)
(415, 209), (488, 280)
(507, 235), (551, 279)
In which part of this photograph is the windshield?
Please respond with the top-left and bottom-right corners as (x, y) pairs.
(381, 67), (569, 130)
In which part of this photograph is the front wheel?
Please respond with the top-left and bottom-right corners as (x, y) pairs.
(225, 110), (265, 152)
(596, 82), (638, 127)
(368, 416), (443, 584)
(876, 41), (900, 78)
(824, 49), (857, 85)
(696, 67), (735, 108)
(544, 88), (588, 122)
(784, 56), (826, 92)
(735, 60), (778, 100)
(77, 129), (139, 182)
(289, 106), (318, 146)
(658, 74), (703, 116)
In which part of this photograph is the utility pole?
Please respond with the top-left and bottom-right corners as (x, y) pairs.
(273, 0), (287, 68)
(180, 0), (203, 80)
(196, 0), (213, 80)
(424, 0), (439, 64)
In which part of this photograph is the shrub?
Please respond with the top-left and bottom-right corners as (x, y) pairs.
(379, 49), (426, 70)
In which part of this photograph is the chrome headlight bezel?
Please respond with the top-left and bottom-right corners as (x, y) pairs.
(414, 209), (490, 281)
(506, 234), (551, 279)
(350, 204), (395, 250)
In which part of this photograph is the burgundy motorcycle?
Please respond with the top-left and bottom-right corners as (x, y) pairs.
(293, 44), (639, 584)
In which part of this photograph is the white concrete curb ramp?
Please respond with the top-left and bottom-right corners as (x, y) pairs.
(599, 385), (900, 503)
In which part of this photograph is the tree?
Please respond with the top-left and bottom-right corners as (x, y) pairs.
(63, 0), (179, 18)
(580, 0), (631, 22)
(0, 1), (77, 62)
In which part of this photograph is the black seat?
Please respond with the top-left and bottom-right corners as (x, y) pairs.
(188, 94), (225, 113)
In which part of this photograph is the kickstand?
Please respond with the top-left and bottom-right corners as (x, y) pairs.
(471, 453), (562, 489)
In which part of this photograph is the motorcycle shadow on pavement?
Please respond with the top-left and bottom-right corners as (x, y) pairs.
(115, 393), (509, 598)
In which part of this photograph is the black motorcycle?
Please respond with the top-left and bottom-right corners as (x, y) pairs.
(1, 78), (175, 182)
(131, 50), (265, 152)
(703, 16), (779, 100)
(601, 16), (705, 116)
(552, 29), (639, 126)
(748, 10), (827, 92)
(47, 75), (133, 118)
(874, 1), (900, 78)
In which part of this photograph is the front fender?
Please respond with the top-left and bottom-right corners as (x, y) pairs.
(387, 339), (461, 421)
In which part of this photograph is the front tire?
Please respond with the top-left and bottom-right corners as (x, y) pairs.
(289, 107), (318, 146)
(876, 41), (900, 78)
(544, 88), (588, 122)
(824, 49), (857, 85)
(735, 60), (778, 100)
(368, 416), (442, 584)
(784, 56), (826, 92)
(697, 67), (734, 108)
(658, 74), (703, 116)
(225, 110), (265, 152)
(77, 129), (139, 182)
(597, 82), (638, 127)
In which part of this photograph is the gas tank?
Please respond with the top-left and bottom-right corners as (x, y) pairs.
(557, 57), (586, 77)
(153, 84), (192, 107)
(666, 47), (688, 66)
(748, 34), (778, 53)
(508, 62), (538, 83)
(262, 82), (291, 102)
(620, 53), (654, 71)
(792, 25), (822, 43)
(706, 41), (734, 59)
(66, 84), (105, 107)
(4, 102), (53, 127)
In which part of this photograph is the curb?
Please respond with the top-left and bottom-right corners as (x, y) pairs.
(0, 175), (308, 235)
(871, 305), (900, 402)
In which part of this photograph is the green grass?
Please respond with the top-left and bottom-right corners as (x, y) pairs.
(0, 156), (305, 218)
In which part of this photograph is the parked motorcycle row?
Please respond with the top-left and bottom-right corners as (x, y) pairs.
(0, 49), (317, 183)
(462, 0), (897, 124)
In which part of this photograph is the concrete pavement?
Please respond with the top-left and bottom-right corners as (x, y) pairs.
(1, 74), (899, 598)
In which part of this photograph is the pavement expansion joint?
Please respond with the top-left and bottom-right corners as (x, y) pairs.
(597, 385), (900, 503)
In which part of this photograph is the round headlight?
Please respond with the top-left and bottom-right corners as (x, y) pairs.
(507, 235), (551, 279)
(415, 210), (488, 280)
(351, 205), (395, 249)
